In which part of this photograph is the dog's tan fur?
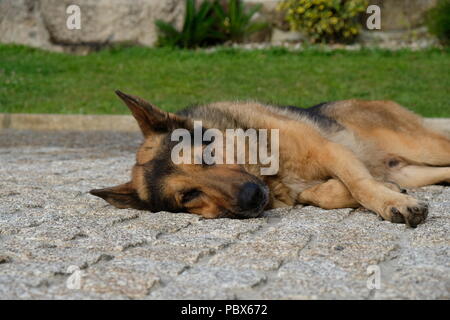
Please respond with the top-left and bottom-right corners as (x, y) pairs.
(90, 92), (450, 227)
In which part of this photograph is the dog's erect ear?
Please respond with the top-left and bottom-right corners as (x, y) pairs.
(115, 90), (192, 137)
(89, 182), (147, 210)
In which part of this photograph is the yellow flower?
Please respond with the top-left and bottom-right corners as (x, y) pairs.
(280, 0), (366, 41)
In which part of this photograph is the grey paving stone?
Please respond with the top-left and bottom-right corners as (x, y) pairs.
(116, 245), (210, 267)
(258, 259), (370, 299)
(0, 130), (448, 299)
(374, 266), (450, 299)
(78, 259), (161, 299)
(147, 266), (266, 300)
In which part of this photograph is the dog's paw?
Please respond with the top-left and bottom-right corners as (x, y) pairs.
(381, 196), (428, 227)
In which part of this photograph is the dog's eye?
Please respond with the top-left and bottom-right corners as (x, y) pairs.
(182, 189), (202, 203)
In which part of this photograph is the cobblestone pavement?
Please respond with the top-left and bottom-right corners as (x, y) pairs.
(0, 130), (449, 300)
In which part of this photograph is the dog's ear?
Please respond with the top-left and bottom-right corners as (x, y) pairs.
(89, 182), (147, 210)
(115, 90), (192, 137)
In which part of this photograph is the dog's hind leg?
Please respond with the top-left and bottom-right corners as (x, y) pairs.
(374, 131), (450, 167)
(323, 100), (450, 166)
(388, 165), (450, 188)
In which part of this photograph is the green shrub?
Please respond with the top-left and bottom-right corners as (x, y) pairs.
(155, 0), (223, 48)
(278, 0), (368, 43)
(213, 0), (268, 43)
(156, 0), (267, 48)
(426, 0), (450, 46)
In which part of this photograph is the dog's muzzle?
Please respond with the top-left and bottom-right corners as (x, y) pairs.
(236, 182), (269, 218)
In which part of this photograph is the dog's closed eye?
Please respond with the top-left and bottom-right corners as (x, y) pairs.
(182, 189), (202, 204)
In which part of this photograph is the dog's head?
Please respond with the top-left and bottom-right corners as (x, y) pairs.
(89, 91), (269, 219)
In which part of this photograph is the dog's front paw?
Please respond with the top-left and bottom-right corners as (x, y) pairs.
(382, 196), (428, 227)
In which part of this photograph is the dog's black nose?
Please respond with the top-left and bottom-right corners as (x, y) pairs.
(238, 182), (265, 213)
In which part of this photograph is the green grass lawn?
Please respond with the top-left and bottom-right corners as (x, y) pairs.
(0, 44), (449, 117)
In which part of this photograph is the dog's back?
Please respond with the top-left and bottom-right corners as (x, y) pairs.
(175, 99), (449, 179)
(176, 100), (342, 132)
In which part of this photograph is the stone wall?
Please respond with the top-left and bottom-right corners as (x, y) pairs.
(0, 0), (185, 53)
(358, 0), (438, 47)
(366, 0), (437, 31)
(0, 0), (440, 52)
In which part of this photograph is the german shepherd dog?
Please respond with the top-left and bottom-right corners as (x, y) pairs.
(90, 91), (450, 227)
